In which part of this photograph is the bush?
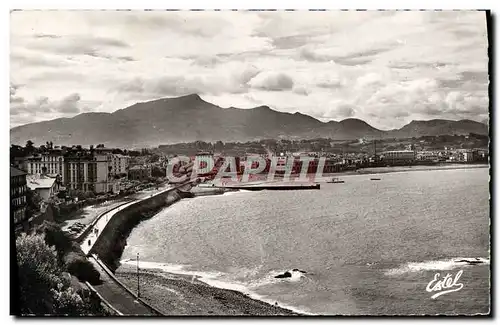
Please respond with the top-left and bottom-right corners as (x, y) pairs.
(16, 233), (106, 315)
(34, 221), (76, 263)
(16, 233), (61, 314)
(64, 252), (101, 285)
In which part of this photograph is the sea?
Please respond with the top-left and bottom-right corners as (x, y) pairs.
(121, 166), (490, 315)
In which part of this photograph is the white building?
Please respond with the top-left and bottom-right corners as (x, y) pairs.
(381, 150), (416, 163)
(27, 175), (59, 201)
(25, 153), (65, 183)
(64, 153), (118, 194)
(416, 151), (440, 161)
(108, 154), (129, 177)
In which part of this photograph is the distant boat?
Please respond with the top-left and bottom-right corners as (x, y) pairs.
(370, 178), (381, 181)
(327, 177), (345, 184)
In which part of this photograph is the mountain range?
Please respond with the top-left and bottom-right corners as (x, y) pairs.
(10, 94), (489, 148)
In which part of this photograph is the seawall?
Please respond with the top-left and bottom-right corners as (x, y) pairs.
(90, 184), (191, 271)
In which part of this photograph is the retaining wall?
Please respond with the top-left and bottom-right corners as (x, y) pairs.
(90, 185), (190, 271)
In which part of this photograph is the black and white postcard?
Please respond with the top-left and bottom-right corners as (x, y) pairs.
(9, 9), (491, 316)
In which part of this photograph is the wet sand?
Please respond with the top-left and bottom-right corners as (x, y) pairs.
(115, 265), (299, 316)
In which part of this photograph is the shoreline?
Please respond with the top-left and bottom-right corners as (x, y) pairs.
(115, 264), (303, 316)
(257, 163), (489, 180)
(110, 164), (488, 315)
(323, 163), (488, 178)
(106, 186), (305, 316)
(206, 163), (488, 185)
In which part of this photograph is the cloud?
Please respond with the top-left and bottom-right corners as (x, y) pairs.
(9, 10), (489, 129)
(299, 46), (392, 66)
(336, 104), (356, 118)
(11, 93), (84, 117)
(356, 73), (386, 88)
(271, 34), (311, 49)
(113, 67), (258, 99)
(293, 87), (309, 96)
(438, 70), (489, 90)
(11, 51), (70, 67)
(248, 72), (294, 91)
(299, 47), (335, 63)
(235, 66), (261, 85)
(58, 93), (82, 113)
(29, 70), (85, 83)
(10, 83), (17, 96)
(316, 74), (345, 89)
(191, 55), (222, 67)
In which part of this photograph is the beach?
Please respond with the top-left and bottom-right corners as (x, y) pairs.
(115, 264), (298, 316)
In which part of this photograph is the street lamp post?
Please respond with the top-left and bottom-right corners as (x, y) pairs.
(137, 252), (140, 298)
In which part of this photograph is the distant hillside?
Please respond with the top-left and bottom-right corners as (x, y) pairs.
(10, 94), (489, 148)
(387, 119), (489, 138)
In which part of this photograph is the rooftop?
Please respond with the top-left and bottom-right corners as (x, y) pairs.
(27, 175), (56, 189)
(129, 165), (149, 170)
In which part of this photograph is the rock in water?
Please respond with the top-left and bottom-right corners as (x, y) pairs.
(292, 268), (307, 274)
(275, 271), (292, 279)
(455, 259), (484, 265)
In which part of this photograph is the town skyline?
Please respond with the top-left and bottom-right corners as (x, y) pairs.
(10, 10), (489, 130)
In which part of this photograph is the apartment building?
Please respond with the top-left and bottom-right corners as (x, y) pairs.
(108, 154), (129, 177)
(25, 151), (65, 183)
(381, 150), (416, 165)
(11, 167), (27, 229)
(64, 152), (118, 193)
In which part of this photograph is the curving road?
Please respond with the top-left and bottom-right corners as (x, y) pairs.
(80, 185), (173, 255)
(80, 184), (182, 315)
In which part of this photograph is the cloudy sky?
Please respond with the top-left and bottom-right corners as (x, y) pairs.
(10, 10), (489, 129)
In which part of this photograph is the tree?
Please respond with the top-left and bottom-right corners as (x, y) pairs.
(34, 221), (76, 263)
(26, 188), (43, 219)
(25, 140), (35, 155)
(151, 166), (166, 178)
(16, 233), (107, 315)
(64, 252), (101, 284)
(16, 233), (61, 314)
(149, 154), (160, 163)
(10, 144), (25, 165)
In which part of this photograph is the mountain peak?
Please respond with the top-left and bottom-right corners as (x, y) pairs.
(340, 118), (367, 124)
(9, 94), (489, 146)
(179, 93), (202, 101)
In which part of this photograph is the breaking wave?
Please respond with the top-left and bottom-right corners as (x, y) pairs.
(120, 259), (315, 315)
(385, 257), (490, 276)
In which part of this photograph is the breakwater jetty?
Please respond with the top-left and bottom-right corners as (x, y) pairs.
(220, 181), (320, 191)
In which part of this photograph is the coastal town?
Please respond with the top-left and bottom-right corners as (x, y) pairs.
(11, 133), (488, 233)
(10, 10), (490, 317)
